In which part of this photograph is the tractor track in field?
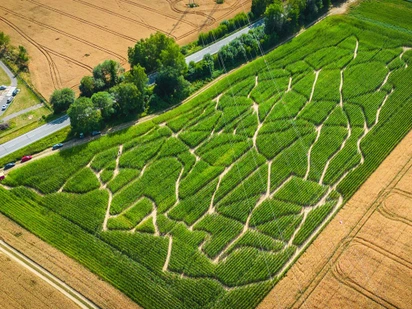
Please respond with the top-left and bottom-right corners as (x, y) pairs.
(27, 0), (139, 42)
(0, 5), (127, 62)
(0, 240), (100, 309)
(73, 0), (177, 40)
(119, 0), (199, 28)
(331, 260), (399, 309)
(0, 16), (62, 89)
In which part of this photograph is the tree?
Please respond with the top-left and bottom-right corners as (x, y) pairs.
(251, 0), (271, 18)
(16, 45), (29, 70)
(110, 83), (144, 116)
(68, 97), (102, 133)
(79, 76), (95, 97)
(93, 60), (124, 91)
(91, 91), (115, 120)
(128, 32), (186, 74)
(0, 32), (10, 51)
(286, 0), (307, 32)
(264, 0), (285, 35)
(155, 66), (190, 101)
(124, 64), (148, 94)
(50, 88), (75, 113)
(203, 53), (214, 75)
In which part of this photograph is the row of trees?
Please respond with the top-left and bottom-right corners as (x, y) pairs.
(50, 32), (191, 134)
(254, 0), (338, 35)
(50, 0), (343, 134)
(198, 12), (250, 46)
(0, 32), (29, 71)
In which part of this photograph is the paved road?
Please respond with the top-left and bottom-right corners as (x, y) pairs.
(2, 103), (44, 122)
(0, 60), (17, 117)
(0, 115), (70, 159)
(185, 19), (264, 64)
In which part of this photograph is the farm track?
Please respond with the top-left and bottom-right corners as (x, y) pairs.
(0, 240), (99, 309)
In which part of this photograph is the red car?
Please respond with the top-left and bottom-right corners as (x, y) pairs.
(21, 155), (32, 163)
(0, 174), (4, 181)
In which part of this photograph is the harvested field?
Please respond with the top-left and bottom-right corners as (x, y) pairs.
(0, 253), (79, 309)
(0, 0), (251, 98)
(258, 129), (412, 309)
(0, 214), (142, 309)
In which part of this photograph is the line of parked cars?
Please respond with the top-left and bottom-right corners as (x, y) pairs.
(0, 155), (33, 181)
(1, 88), (19, 111)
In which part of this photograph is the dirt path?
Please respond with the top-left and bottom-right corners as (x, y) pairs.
(0, 240), (99, 309)
(257, 125), (412, 309)
(162, 236), (173, 272)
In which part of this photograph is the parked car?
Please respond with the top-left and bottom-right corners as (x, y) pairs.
(52, 143), (64, 150)
(4, 162), (15, 170)
(79, 132), (84, 139)
(91, 130), (101, 136)
(7, 97), (13, 104)
(0, 173), (5, 181)
(12, 88), (19, 96)
(21, 155), (32, 163)
(0, 85), (6, 90)
(1, 105), (6, 111)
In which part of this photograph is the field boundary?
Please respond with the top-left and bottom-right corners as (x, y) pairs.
(258, 128), (412, 309)
(0, 240), (99, 309)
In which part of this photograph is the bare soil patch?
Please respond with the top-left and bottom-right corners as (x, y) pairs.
(0, 0), (251, 99)
(0, 215), (142, 309)
(258, 129), (412, 309)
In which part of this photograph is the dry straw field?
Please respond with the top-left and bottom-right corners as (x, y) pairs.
(0, 0), (251, 98)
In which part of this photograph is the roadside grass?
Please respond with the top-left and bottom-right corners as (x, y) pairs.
(1, 78), (49, 117)
(0, 65), (10, 85)
(0, 127), (71, 166)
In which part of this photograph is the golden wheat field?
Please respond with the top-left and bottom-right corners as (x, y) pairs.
(0, 0), (251, 98)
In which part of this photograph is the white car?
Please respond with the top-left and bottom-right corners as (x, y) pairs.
(1, 105), (6, 111)
(6, 97), (13, 104)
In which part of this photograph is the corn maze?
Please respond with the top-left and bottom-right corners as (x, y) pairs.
(1, 3), (412, 308)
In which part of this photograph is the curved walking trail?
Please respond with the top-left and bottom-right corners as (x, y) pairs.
(0, 240), (99, 309)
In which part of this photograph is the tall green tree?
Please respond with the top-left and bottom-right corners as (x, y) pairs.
(251, 0), (271, 18)
(265, 0), (285, 34)
(110, 83), (144, 116)
(0, 32), (10, 51)
(50, 88), (75, 113)
(128, 32), (186, 74)
(124, 64), (148, 94)
(91, 91), (115, 120)
(93, 60), (124, 91)
(68, 97), (102, 133)
(286, 0), (307, 31)
(155, 66), (190, 101)
(16, 46), (29, 70)
(79, 76), (95, 97)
